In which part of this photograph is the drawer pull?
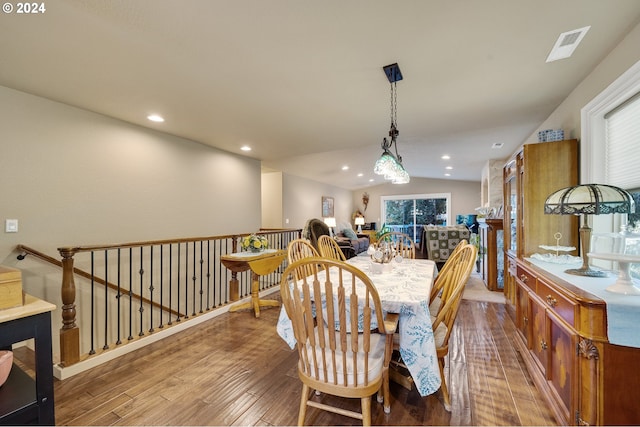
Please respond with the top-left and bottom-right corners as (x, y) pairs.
(540, 340), (548, 350)
(519, 274), (528, 283)
(523, 316), (528, 325)
(546, 295), (557, 307)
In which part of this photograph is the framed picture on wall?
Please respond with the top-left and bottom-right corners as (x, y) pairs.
(322, 196), (334, 217)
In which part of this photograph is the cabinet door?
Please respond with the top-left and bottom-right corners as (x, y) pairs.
(548, 313), (577, 424)
(515, 281), (530, 344)
(530, 297), (547, 376)
(503, 160), (518, 256)
(504, 253), (517, 305)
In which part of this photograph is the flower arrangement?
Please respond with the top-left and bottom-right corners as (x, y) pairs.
(241, 234), (269, 252)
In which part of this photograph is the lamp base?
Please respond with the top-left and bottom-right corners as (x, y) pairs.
(564, 267), (608, 278)
(566, 221), (608, 278)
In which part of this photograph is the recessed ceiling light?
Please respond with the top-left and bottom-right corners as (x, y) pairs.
(441, 155), (450, 160)
(446, 166), (453, 170)
(147, 114), (164, 123)
(369, 178), (374, 182)
(240, 145), (251, 152)
(342, 165), (349, 171)
(444, 173), (451, 177)
(357, 173), (364, 177)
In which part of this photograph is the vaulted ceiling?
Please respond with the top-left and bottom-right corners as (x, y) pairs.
(1, 0), (639, 189)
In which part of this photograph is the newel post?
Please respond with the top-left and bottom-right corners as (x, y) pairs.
(58, 247), (80, 367)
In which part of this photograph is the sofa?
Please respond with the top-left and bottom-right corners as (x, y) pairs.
(335, 221), (370, 256)
(302, 219), (370, 259)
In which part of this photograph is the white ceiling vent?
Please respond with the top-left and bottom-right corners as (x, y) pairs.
(491, 143), (504, 149)
(546, 26), (591, 63)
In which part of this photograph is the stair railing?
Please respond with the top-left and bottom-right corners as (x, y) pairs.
(17, 229), (301, 367)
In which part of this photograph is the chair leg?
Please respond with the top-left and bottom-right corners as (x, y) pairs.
(438, 356), (451, 412)
(361, 396), (371, 426)
(381, 367), (391, 413)
(298, 384), (309, 426)
(379, 334), (392, 413)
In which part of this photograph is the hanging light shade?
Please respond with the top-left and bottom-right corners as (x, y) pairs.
(374, 63), (410, 184)
(374, 150), (397, 176)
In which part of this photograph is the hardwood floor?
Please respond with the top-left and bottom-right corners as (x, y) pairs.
(14, 297), (556, 426)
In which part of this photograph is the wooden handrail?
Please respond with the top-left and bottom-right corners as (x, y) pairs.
(17, 244), (182, 318)
(55, 229), (296, 255)
(17, 229), (302, 368)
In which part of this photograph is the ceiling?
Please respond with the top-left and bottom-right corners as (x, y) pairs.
(2, 1), (640, 190)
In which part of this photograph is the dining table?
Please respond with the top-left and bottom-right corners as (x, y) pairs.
(276, 254), (441, 397)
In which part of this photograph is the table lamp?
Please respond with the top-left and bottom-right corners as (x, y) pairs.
(324, 217), (336, 238)
(544, 183), (635, 277)
(354, 217), (365, 234)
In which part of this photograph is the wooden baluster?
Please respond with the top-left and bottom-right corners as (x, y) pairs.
(58, 247), (80, 367)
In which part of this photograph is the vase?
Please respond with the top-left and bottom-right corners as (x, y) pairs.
(250, 247), (265, 253)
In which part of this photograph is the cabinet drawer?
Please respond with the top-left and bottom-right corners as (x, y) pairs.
(536, 278), (576, 327)
(516, 265), (535, 290)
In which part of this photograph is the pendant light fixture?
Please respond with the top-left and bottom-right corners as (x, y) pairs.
(374, 63), (410, 184)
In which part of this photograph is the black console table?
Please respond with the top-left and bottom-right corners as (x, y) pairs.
(0, 294), (56, 425)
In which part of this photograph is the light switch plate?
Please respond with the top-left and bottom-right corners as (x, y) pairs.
(5, 219), (18, 233)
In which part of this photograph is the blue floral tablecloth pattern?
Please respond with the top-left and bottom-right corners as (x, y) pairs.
(276, 256), (441, 396)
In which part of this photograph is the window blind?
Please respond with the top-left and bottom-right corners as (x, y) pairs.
(605, 91), (640, 189)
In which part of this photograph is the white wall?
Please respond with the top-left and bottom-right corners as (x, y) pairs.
(515, 22), (640, 241)
(351, 178), (481, 228)
(261, 170), (283, 228)
(282, 173), (354, 230)
(520, 22), (640, 153)
(0, 86), (261, 264)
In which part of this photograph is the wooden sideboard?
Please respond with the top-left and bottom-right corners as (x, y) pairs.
(506, 255), (640, 426)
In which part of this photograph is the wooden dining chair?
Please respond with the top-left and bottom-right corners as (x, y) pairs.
(280, 257), (398, 426)
(376, 232), (416, 259)
(430, 239), (468, 305)
(389, 242), (476, 399)
(287, 239), (319, 280)
(317, 235), (347, 261)
(429, 243), (477, 411)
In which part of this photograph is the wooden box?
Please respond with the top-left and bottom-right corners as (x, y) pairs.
(0, 266), (23, 310)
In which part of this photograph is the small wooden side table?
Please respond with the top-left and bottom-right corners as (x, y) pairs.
(0, 294), (56, 425)
(221, 249), (286, 317)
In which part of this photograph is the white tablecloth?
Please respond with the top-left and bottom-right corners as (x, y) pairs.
(526, 257), (640, 348)
(276, 256), (441, 396)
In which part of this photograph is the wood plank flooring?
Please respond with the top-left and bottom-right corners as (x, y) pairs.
(14, 297), (557, 426)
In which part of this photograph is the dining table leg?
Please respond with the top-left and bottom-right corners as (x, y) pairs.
(229, 271), (280, 317)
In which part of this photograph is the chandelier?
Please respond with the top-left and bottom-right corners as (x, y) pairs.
(374, 63), (410, 184)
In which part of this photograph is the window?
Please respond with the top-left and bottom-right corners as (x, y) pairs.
(585, 62), (640, 277)
(583, 60), (640, 235)
(605, 92), (640, 191)
(605, 92), (640, 230)
(380, 193), (451, 244)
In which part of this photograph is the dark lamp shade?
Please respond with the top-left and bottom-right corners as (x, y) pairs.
(544, 184), (635, 216)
